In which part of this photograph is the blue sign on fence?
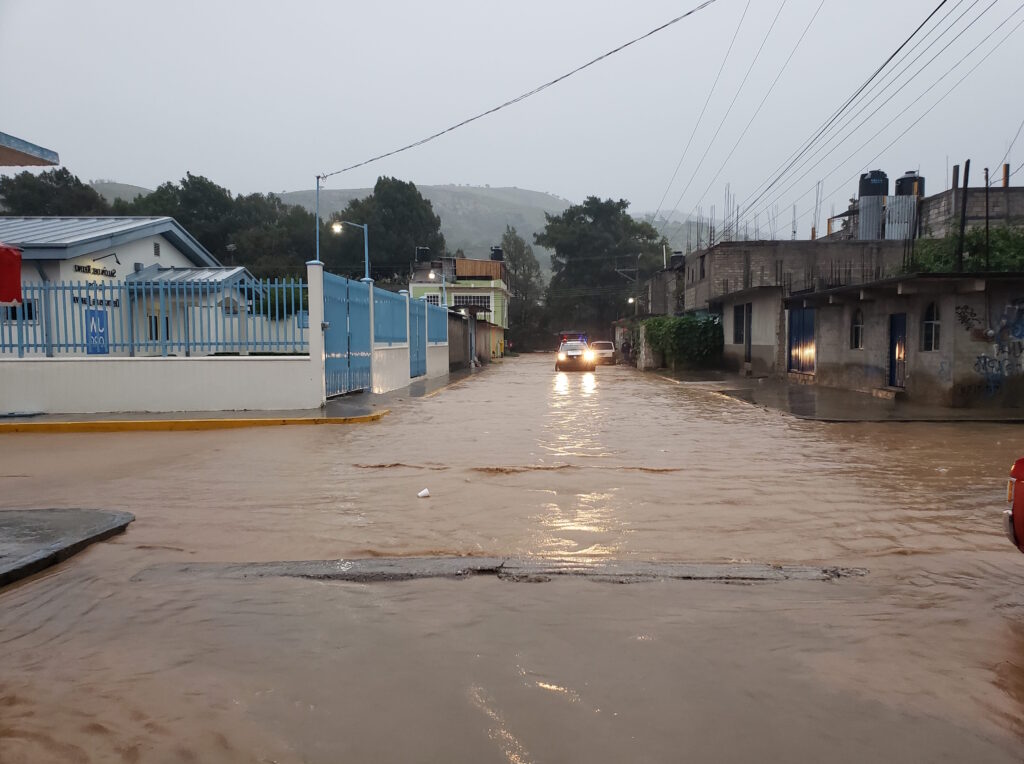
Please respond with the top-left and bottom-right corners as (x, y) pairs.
(296, 309), (309, 329)
(86, 309), (109, 355)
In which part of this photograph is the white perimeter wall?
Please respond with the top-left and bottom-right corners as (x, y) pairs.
(426, 344), (448, 379)
(0, 356), (322, 414)
(372, 345), (409, 394)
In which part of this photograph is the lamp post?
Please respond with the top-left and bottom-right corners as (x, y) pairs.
(428, 267), (447, 307)
(628, 295), (638, 316)
(334, 220), (372, 283)
(314, 174), (323, 264)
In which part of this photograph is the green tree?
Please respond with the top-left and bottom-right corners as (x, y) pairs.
(327, 176), (445, 282)
(536, 197), (664, 334)
(501, 225), (546, 348)
(0, 168), (111, 215)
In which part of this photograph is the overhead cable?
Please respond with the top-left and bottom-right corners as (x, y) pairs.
(741, 0), (1006, 228)
(649, 0), (752, 227)
(659, 0), (789, 232)
(319, 0), (722, 181)
(735, 0), (953, 220)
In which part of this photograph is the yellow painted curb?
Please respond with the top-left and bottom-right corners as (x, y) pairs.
(0, 410), (390, 434)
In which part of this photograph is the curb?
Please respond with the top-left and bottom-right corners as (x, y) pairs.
(0, 410), (389, 434)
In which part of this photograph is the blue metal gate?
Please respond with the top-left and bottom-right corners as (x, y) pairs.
(324, 272), (371, 397)
(410, 298), (427, 378)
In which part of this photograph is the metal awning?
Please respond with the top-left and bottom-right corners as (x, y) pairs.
(0, 132), (60, 167)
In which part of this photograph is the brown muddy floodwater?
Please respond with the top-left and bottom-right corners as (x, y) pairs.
(2, 354), (1024, 762)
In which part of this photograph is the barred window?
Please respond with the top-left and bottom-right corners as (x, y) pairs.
(921, 302), (940, 352)
(424, 294), (440, 306)
(850, 309), (864, 350)
(2, 300), (36, 323)
(453, 294), (491, 310)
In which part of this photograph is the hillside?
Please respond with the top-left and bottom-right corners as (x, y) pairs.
(90, 180), (154, 203)
(278, 184), (570, 269)
(91, 181), (570, 271)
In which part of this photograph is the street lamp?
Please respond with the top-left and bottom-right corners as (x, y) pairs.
(628, 296), (638, 316)
(427, 267), (447, 307)
(336, 220), (372, 283)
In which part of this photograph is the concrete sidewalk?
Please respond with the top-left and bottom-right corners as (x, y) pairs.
(0, 509), (134, 587)
(654, 370), (1024, 423)
(0, 366), (486, 433)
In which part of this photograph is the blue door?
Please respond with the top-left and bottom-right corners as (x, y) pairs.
(889, 313), (906, 388)
(788, 306), (815, 373)
(410, 299), (427, 378)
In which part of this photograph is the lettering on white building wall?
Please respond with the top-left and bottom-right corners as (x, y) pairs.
(74, 264), (117, 278)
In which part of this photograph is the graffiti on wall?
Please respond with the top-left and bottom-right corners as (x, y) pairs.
(961, 298), (1024, 398)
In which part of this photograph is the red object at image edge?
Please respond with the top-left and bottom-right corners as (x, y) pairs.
(0, 243), (22, 306)
(1011, 459), (1024, 552)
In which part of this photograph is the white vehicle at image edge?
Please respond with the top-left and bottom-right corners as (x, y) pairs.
(590, 340), (615, 365)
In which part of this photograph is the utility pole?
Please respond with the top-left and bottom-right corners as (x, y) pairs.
(956, 159), (970, 272)
(984, 167), (991, 270)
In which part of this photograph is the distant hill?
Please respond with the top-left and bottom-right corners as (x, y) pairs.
(278, 184), (570, 270)
(90, 180), (154, 203)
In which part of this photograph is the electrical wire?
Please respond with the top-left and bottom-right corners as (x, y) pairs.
(649, 0), (752, 227)
(659, 0), (789, 233)
(778, 12), (1024, 233)
(989, 112), (1024, 183)
(740, 0), (1009, 230)
(318, 0), (722, 181)
(673, 0), (826, 244)
(732, 0), (980, 231)
(734, 0), (953, 221)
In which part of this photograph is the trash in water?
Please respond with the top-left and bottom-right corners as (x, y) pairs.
(418, 488), (430, 498)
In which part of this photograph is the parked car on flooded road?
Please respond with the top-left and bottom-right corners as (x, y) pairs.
(555, 341), (596, 372)
(1005, 458), (1024, 553)
(590, 340), (616, 365)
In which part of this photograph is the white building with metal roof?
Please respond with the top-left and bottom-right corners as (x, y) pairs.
(0, 216), (220, 285)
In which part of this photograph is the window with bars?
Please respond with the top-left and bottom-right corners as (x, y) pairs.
(921, 302), (940, 351)
(2, 300), (37, 323)
(424, 294), (440, 306)
(453, 294), (491, 310)
(850, 308), (864, 350)
(153, 241), (161, 258)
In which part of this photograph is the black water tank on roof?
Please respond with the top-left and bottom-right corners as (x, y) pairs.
(895, 171), (925, 197)
(859, 170), (889, 198)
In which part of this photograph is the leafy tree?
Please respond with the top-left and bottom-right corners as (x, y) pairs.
(536, 197), (664, 334)
(0, 168), (111, 215)
(913, 228), (1024, 273)
(501, 225), (547, 348)
(327, 176), (445, 281)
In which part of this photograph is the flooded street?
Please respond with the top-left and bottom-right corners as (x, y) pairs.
(3, 354), (1024, 761)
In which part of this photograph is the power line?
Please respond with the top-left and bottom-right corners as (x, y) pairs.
(741, 0), (1008, 229)
(736, 0), (953, 221)
(991, 112), (1024, 182)
(735, 0), (981, 226)
(673, 0), (826, 244)
(781, 11), (1024, 233)
(650, 0), (752, 228)
(319, 0), (722, 181)
(659, 0), (789, 231)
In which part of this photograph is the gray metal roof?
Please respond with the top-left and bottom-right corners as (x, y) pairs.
(127, 264), (253, 284)
(0, 216), (219, 267)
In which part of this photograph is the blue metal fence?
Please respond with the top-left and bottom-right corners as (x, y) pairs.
(323, 272), (372, 397)
(426, 303), (448, 343)
(410, 299), (426, 378)
(373, 289), (407, 344)
(1, 279), (308, 357)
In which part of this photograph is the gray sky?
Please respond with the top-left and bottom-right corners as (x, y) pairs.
(2, 0), (1022, 235)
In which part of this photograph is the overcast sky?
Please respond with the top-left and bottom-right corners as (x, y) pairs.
(2, 0), (1022, 235)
